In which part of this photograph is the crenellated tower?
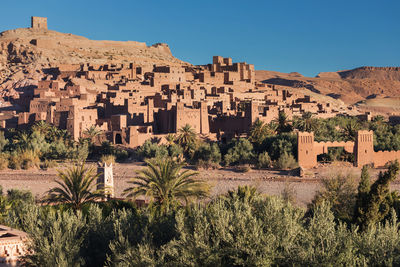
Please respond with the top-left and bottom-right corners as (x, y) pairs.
(354, 130), (374, 167)
(297, 131), (316, 169)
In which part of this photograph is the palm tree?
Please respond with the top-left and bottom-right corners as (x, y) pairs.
(165, 133), (176, 146)
(177, 124), (197, 152)
(249, 119), (266, 144)
(341, 119), (359, 141)
(83, 125), (102, 144)
(44, 164), (103, 209)
(32, 121), (51, 136)
(225, 185), (260, 204)
(123, 158), (209, 214)
(13, 131), (30, 150)
(297, 112), (318, 132)
(274, 111), (292, 134)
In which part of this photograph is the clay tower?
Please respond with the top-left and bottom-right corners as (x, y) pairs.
(31, 16), (47, 30)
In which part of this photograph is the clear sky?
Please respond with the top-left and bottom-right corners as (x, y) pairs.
(0, 0), (399, 77)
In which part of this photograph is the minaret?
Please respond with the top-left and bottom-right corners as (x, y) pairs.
(97, 162), (114, 199)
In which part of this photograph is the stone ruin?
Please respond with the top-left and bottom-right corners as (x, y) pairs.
(31, 16), (47, 30)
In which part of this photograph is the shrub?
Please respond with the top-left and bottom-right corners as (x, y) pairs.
(192, 142), (221, 168)
(41, 159), (58, 170)
(69, 142), (89, 162)
(0, 153), (8, 170)
(310, 172), (357, 222)
(257, 151), (271, 169)
(20, 149), (41, 170)
(261, 133), (297, 160)
(167, 144), (184, 159)
(234, 164), (251, 173)
(0, 131), (8, 152)
(114, 149), (129, 162)
(273, 152), (298, 170)
(8, 152), (22, 170)
(100, 154), (116, 165)
(281, 182), (296, 204)
(224, 138), (254, 166)
(136, 140), (168, 160)
(195, 159), (219, 170)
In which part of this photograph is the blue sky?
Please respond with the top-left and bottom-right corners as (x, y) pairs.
(1, 0), (399, 77)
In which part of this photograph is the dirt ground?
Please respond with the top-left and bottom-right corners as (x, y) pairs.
(1, 161), (400, 208)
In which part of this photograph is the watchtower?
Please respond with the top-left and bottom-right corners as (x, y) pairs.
(199, 101), (209, 134)
(297, 131), (316, 169)
(354, 130), (374, 167)
(97, 163), (114, 198)
(31, 16), (47, 30)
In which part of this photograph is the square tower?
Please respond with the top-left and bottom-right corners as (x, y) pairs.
(355, 130), (374, 167)
(297, 131), (316, 169)
(31, 16), (47, 30)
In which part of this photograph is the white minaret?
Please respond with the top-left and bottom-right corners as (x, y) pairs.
(97, 162), (114, 198)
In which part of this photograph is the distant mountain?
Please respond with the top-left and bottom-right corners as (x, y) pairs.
(256, 67), (400, 104)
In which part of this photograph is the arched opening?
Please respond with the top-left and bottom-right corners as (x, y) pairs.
(115, 133), (122, 144)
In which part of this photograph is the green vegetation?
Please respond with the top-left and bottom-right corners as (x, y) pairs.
(4, 113), (400, 172)
(44, 164), (104, 210)
(123, 158), (209, 214)
(4, 162), (400, 266)
(0, 121), (130, 170)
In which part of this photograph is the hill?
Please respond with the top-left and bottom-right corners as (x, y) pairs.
(256, 67), (400, 105)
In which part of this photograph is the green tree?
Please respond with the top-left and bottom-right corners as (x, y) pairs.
(354, 165), (371, 224)
(224, 138), (255, 166)
(123, 158), (209, 214)
(32, 120), (51, 136)
(341, 119), (360, 141)
(310, 172), (357, 222)
(83, 125), (102, 144)
(44, 164), (103, 209)
(249, 119), (267, 144)
(274, 110), (292, 134)
(176, 124), (197, 154)
(356, 161), (400, 230)
(192, 142), (221, 168)
(165, 133), (176, 146)
(0, 131), (9, 152)
(294, 112), (319, 132)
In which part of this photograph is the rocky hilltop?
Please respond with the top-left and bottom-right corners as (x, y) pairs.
(256, 67), (400, 105)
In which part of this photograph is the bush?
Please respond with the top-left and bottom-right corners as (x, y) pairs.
(41, 159), (58, 170)
(234, 164), (251, 172)
(273, 152), (298, 170)
(167, 144), (184, 159)
(257, 151), (272, 169)
(192, 142), (221, 168)
(136, 140), (168, 160)
(100, 154), (116, 165)
(69, 142), (89, 162)
(224, 138), (254, 166)
(281, 182), (296, 204)
(0, 131), (8, 152)
(261, 133), (297, 161)
(114, 149), (129, 162)
(20, 150), (41, 170)
(8, 152), (22, 170)
(0, 153), (8, 170)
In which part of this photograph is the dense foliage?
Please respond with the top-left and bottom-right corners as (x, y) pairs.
(0, 122), (129, 170)
(5, 162), (400, 266)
